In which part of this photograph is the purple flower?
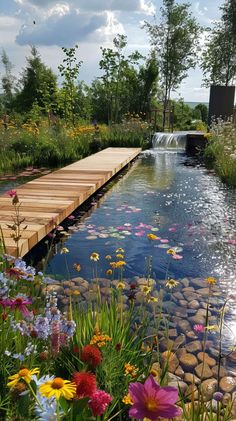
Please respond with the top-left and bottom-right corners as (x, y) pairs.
(213, 392), (224, 402)
(128, 375), (182, 421)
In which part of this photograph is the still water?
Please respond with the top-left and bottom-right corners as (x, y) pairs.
(43, 149), (236, 297)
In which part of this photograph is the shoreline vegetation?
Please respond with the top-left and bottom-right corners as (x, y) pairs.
(0, 191), (236, 420)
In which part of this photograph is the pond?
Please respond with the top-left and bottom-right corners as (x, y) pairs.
(42, 149), (236, 289)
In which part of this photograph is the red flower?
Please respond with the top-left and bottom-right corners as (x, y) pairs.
(73, 372), (97, 398)
(72, 345), (80, 354)
(81, 345), (102, 368)
(6, 189), (17, 197)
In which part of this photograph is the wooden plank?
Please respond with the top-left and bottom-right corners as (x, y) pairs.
(0, 147), (141, 256)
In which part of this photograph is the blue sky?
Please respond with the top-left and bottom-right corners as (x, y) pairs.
(0, 0), (223, 102)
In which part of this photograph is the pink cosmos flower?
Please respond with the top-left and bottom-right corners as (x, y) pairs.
(193, 324), (205, 333)
(89, 390), (112, 416)
(6, 189), (17, 197)
(128, 375), (182, 421)
(172, 254), (183, 260)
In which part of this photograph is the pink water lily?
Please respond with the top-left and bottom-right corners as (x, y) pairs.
(128, 375), (182, 420)
(172, 254), (183, 260)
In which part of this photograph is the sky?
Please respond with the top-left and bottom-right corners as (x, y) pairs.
(0, 0), (224, 102)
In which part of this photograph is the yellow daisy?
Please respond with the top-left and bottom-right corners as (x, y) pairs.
(39, 377), (76, 400)
(116, 248), (124, 253)
(7, 367), (40, 388)
(117, 282), (126, 290)
(140, 285), (152, 295)
(165, 279), (179, 289)
(106, 269), (113, 276)
(205, 277), (217, 285)
(90, 252), (99, 261)
(105, 255), (112, 260)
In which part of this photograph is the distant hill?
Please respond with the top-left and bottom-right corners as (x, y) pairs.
(185, 101), (209, 109)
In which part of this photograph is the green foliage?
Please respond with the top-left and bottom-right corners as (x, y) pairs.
(58, 45), (83, 124)
(193, 104), (208, 123)
(204, 120), (236, 185)
(144, 0), (201, 130)
(201, 0), (236, 87)
(14, 46), (58, 114)
(1, 50), (14, 112)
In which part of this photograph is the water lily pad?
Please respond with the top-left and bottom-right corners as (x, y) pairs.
(86, 236), (98, 240)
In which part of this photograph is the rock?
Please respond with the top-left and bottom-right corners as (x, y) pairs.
(186, 331), (198, 340)
(159, 338), (174, 352)
(167, 329), (178, 338)
(177, 319), (191, 332)
(161, 351), (179, 373)
(200, 379), (218, 401)
(173, 292), (184, 300)
(222, 392), (232, 406)
(188, 300), (200, 309)
(220, 376), (236, 393)
(196, 308), (210, 316)
(186, 340), (202, 353)
(197, 287), (212, 296)
(179, 299), (188, 306)
(181, 278), (189, 287)
(137, 278), (155, 286)
(197, 352), (216, 367)
(176, 348), (187, 359)
(191, 278), (207, 288)
(211, 365), (228, 378)
(175, 366), (185, 378)
(63, 280), (75, 287)
(175, 307), (188, 318)
(100, 287), (112, 296)
(42, 285), (64, 294)
(182, 287), (195, 292)
(179, 353), (198, 370)
(185, 384), (199, 401)
(173, 334), (186, 350)
(229, 351), (236, 364)
(150, 362), (161, 382)
(209, 347), (219, 358)
(184, 373), (201, 385)
(195, 363), (213, 380)
(184, 292), (200, 302)
(168, 380), (188, 394)
(189, 314), (206, 325)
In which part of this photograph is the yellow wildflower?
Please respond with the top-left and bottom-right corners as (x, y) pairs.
(90, 334), (112, 348)
(165, 279), (179, 289)
(122, 393), (133, 405)
(140, 285), (152, 295)
(205, 325), (219, 331)
(167, 249), (176, 255)
(39, 377), (76, 400)
(61, 247), (69, 254)
(115, 260), (126, 268)
(117, 282), (126, 290)
(106, 269), (113, 276)
(105, 255), (112, 260)
(206, 277), (217, 285)
(124, 362), (138, 377)
(90, 252), (99, 262)
(116, 253), (124, 259)
(147, 295), (158, 303)
(116, 248), (124, 253)
(7, 367), (40, 388)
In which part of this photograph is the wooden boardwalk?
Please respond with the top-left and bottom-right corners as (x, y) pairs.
(0, 148), (141, 257)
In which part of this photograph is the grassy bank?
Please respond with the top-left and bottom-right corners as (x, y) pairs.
(0, 116), (151, 175)
(204, 120), (236, 187)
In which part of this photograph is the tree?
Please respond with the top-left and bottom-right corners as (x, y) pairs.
(1, 50), (14, 112)
(201, 0), (236, 87)
(144, 0), (200, 130)
(193, 103), (208, 123)
(58, 45), (82, 124)
(99, 34), (143, 124)
(15, 46), (58, 114)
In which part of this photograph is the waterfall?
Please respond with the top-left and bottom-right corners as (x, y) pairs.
(152, 132), (188, 149)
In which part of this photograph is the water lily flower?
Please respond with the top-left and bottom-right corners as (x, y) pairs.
(193, 324), (205, 333)
(128, 375), (182, 420)
(172, 254), (183, 260)
(60, 247), (69, 254)
(166, 248), (176, 255)
(147, 233), (159, 241)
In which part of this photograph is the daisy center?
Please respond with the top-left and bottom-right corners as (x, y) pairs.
(18, 368), (30, 377)
(15, 298), (23, 304)
(145, 397), (158, 412)
(51, 377), (64, 389)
